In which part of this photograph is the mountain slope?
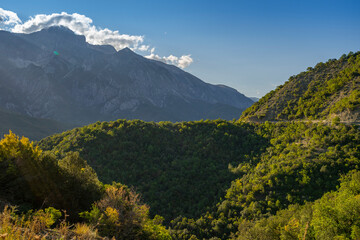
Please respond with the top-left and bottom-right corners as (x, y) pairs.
(240, 52), (360, 123)
(38, 119), (360, 239)
(0, 27), (253, 124)
(170, 122), (360, 239)
(0, 107), (73, 140)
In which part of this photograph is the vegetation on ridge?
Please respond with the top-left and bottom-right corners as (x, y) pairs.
(241, 51), (360, 122)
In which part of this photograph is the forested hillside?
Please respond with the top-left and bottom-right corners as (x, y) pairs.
(38, 119), (360, 239)
(2, 120), (359, 239)
(241, 52), (360, 123)
(0, 131), (171, 239)
(229, 170), (360, 240)
(170, 121), (360, 239)
(38, 119), (268, 221)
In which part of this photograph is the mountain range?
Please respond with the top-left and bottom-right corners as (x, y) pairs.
(0, 26), (253, 126)
(1, 50), (360, 239)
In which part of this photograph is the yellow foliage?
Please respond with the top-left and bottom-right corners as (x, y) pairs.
(105, 207), (119, 223)
(73, 223), (98, 239)
(0, 130), (42, 160)
(284, 218), (299, 231)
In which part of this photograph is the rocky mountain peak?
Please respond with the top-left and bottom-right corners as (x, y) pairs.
(0, 28), (254, 124)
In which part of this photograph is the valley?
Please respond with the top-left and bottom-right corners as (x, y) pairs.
(0, 13), (359, 239)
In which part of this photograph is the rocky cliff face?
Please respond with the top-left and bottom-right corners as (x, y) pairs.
(0, 26), (253, 124)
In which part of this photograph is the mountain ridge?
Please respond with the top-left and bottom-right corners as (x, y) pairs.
(0, 26), (253, 125)
(240, 52), (360, 123)
(240, 51), (360, 123)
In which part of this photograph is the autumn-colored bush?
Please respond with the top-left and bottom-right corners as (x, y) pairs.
(81, 183), (171, 239)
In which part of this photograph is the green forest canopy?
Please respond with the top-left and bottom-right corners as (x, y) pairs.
(38, 119), (360, 239)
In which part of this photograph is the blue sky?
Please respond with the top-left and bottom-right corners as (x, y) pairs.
(1, 0), (359, 97)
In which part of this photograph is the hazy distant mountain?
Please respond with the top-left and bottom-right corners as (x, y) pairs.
(0, 26), (253, 124)
(241, 52), (360, 123)
(249, 97), (259, 102)
(0, 107), (73, 140)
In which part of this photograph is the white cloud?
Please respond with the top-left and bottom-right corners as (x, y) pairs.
(177, 55), (193, 69)
(145, 53), (193, 69)
(1, 9), (193, 68)
(138, 45), (150, 51)
(144, 53), (163, 62)
(0, 8), (22, 30)
(11, 12), (144, 51)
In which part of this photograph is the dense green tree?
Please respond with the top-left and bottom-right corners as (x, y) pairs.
(0, 131), (102, 219)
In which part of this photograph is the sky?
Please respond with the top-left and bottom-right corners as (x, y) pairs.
(0, 0), (359, 97)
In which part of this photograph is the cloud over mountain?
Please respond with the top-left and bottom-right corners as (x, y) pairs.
(0, 8), (193, 68)
(0, 8), (21, 29)
(145, 48), (193, 69)
(11, 12), (145, 51)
